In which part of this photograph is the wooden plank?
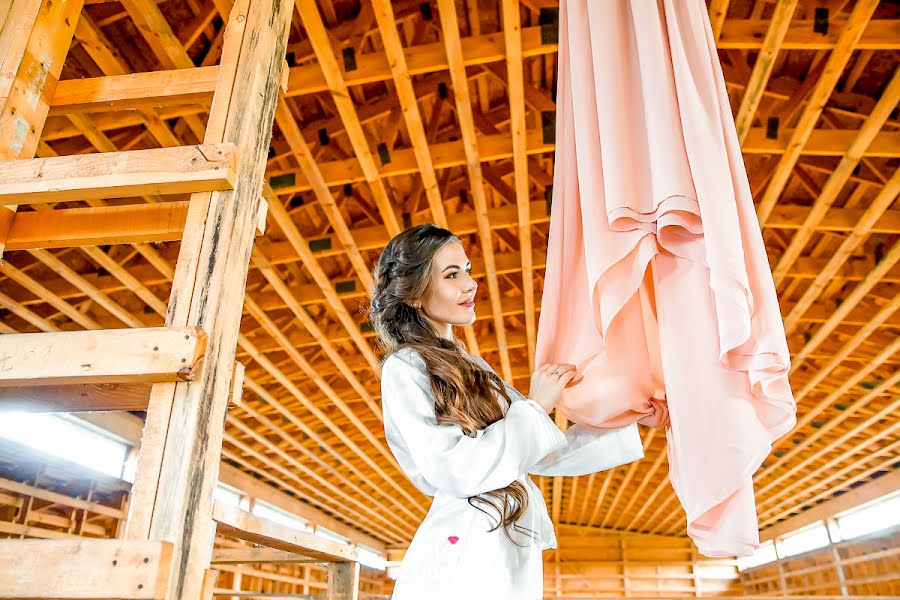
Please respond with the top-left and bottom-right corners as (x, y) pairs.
(210, 547), (320, 565)
(212, 501), (358, 563)
(756, 0), (880, 223)
(0, 539), (173, 599)
(4, 199), (265, 250)
(0, 476), (126, 518)
(296, 0), (401, 236)
(437, 0), (513, 379)
(48, 66), (220, 114)
(0, 143), (238, 204)
(0, 327), (205, 387)
(0, 382), (151, 411)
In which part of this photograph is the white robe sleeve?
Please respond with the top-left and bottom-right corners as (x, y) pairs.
(382, 350), (568, 499)
(528, 422), (645, 477)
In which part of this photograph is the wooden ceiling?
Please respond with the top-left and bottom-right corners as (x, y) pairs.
(1, 0), (898, 552)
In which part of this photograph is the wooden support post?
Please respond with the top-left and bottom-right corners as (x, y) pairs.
(122, 1), (293, 600)
(0, 0), (84, 256)
(327, 562), (360, 600)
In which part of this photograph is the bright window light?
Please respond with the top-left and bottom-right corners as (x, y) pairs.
(315, 526), (350, 545)
(837, 491), (900, 540)
(737, 540), (778, 571)
(0, 412), (128, 478)
(213, 483), (243, 508)
(779, 522), (830, 558)
(357, 545), (386, 571)
(252, 500), (309, 531)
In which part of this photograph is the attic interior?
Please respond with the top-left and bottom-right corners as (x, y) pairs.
(0, 0), (898, 597)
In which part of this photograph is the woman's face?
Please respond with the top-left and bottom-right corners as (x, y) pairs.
(416, 241), (478, 331)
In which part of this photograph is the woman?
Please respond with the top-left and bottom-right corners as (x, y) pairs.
(369, 224), (644, 599)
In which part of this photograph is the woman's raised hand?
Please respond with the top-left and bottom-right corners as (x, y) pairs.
(529, 363), (582, 413)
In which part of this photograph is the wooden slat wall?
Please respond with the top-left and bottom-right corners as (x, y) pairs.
(741, 527), (900, 596)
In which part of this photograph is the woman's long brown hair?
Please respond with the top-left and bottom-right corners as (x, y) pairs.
(369, 224), (535, 544)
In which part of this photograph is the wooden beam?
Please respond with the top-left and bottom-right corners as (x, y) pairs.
(756, 0), (880, 223)
(0, 144), (238, 204)
(210, 547), (320, 565)
(760, 468), (900, 542)
(0, 0), (84, 255)
(124, 2), (294, 599)
(770, 68), (900, 284)
(734, 0), (799, 143)
(437, 0), (513, 379)
(212, 501), (358, 563)
(4, 200), (266, 250)
(0, 327), (205, 388)
(48, 66), (220, 115)
(296, 0), (401, 236)
(0, 383), (152, 412)
(0, 540), (173, 599)
(501, 0), (537, 371)
(264, 128), (899, 196)
(372, 0), (448, 228)
(327, 561), (360, 600)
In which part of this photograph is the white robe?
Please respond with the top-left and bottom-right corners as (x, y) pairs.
(382, 347), (645, 599)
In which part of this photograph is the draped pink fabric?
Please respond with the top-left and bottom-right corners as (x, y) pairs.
(535, 0), (798, 557)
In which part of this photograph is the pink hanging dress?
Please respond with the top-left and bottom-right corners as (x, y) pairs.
(536, 0), (798, 557)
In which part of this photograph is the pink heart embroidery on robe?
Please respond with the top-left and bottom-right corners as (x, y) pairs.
(447, 536), (459, 545)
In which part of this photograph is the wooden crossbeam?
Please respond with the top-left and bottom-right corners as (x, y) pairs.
(0, 327), (205, 388)
(0, 540), (173, 599)
(5, 199), (266, 251)
(438, 0), (513, 378)
(0, 359), (245, 412)
(501, 0), (537, 372)
(212, 501), (358, 563)
(372, 0), (448, 228)
(264, 128), (899, 195)
(48, 66), (220, 115)
(734, 0), (799, 142)
(296, 0), (401, 236)
(43, 21), (900, 118)
(210, 547), (320, 565)
(0, 144), (237, 204)
(0, 383), (152, 412)
(756, 0), (880, 223)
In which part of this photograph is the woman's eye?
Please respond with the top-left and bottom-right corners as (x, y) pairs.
(447, 272), (457, 278)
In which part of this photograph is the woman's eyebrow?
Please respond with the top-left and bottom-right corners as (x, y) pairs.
(441, 261), (471, 273)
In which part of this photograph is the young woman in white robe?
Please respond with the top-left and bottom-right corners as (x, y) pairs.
(369, 224), (645, 600)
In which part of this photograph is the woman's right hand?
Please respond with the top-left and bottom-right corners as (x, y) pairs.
(529, 363), (582, 413)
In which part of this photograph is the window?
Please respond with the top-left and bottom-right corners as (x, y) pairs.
(736, 540), (777, 571)
(778, 522), (830, 558)
(213, 483), (243, 508)
(356, 545), (386, 571)
(836, 491), (900, 540)
(0, 412), (128, 478)
(252, 500), (309, 531)
(315, 526), (350, 545)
